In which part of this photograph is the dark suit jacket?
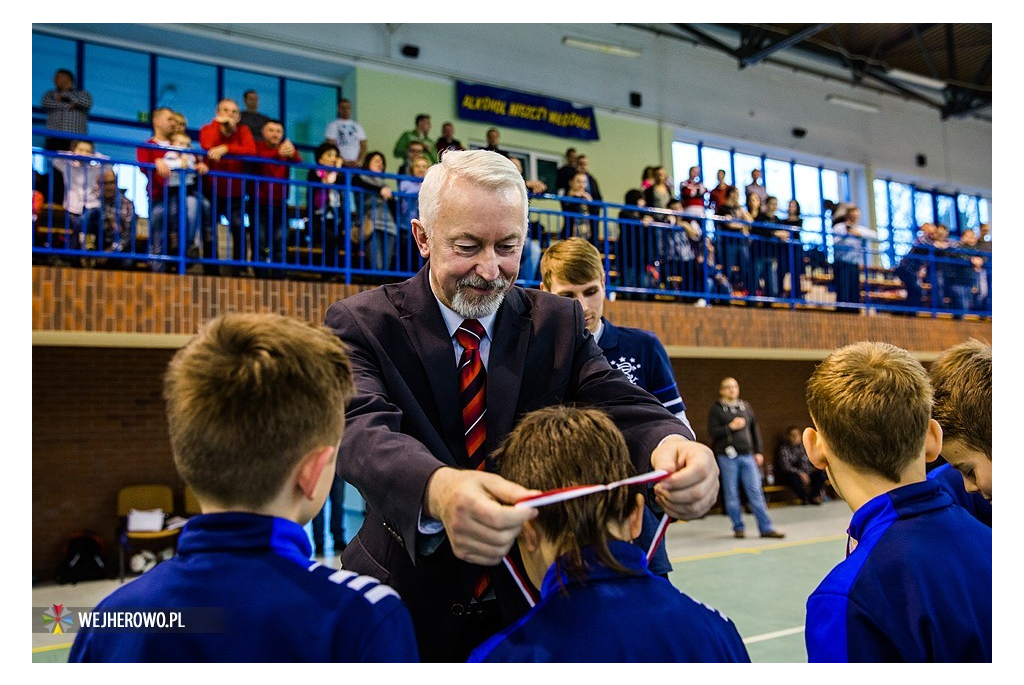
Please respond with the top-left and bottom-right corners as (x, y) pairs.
(324, 266), (691, 660)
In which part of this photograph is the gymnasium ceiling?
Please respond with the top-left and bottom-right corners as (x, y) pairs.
(630, 23), (992, 121)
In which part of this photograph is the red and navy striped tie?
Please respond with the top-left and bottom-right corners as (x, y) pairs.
(455, 319), (487, 470)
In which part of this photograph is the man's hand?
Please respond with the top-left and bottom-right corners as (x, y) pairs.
(206, 144), (230, 161)
(424, 467), (539, 566)
(154, 158), (171, 178)
(728, 416), (746, 430)
(279, 139), (296, 158)
(754, 452), (764, 467)
(651, 437), (719, 521)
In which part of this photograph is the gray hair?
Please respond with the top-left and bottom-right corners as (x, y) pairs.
(417, 149), (528, 234)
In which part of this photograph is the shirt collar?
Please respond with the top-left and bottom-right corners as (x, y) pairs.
(436, 296), (497, 341)
(592, 318), (605, 344)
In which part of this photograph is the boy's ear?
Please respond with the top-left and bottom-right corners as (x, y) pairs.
(519, 519), (541, 553)
(803, 427), (828, 470)
(924, 418), (943, 463)
(296, 445), (337, 500)
(538, 281), (549, 292)
(628, 493), (645, 540)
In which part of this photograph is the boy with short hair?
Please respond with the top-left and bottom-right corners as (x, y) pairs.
(927, 338), (992, 524)
(468, 405), (749, 662)
(540, 237), (693, 579)
(802, 341), (991, 662)
(70, 313), (418, 662)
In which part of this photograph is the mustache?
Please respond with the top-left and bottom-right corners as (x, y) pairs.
(457, 274), (510, 292)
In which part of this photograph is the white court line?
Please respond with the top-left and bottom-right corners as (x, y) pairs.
(742, 625), (805, 644)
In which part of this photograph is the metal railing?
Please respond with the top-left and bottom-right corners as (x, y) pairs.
(33, 129), (991, 318)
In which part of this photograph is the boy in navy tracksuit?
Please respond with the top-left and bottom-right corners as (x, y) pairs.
(802, 341), (991, 662)
(926, 338), (992, 525)
(468, 405), (749, 663)
(70, 313), (418, 663)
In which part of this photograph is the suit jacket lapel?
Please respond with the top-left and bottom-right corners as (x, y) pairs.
(395, 267), (465, 465)
(484, 286), (531, 467)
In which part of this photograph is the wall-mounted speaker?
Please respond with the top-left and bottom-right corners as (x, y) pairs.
(629, 92), (642, 108)
(401, 44), (420, 59)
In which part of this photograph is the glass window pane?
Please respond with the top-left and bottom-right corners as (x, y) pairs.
(914, 191), (934, 225)
(794, 164), (822, 218)
(763, 158), (792, 207)
(156, 56), (217, 135)
(84, 43), (150, 122)
(821, 168), (843, 206)
(980, 198), (990, 224)
(671, 142), (699, 191)
(224, 69), (280, 120)
(700, 147), (732, 187)
(33, 33), (77, 121)
(873, 179), (890, 227)
(734, 153), (762, 194)
(891, 183), (912, 230)
(802, 216), (824, 246)
(936, 195), (957, 228)
(958, 194), (979, 233)
(284, 80), (339, 149)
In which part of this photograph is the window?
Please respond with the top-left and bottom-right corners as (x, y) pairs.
(155, 56), (218, 133)
(84, 44), (150, 122)
(285, 80), (339, 148)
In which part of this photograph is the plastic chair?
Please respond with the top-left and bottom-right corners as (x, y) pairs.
(183, 485), (202, 516)
(116, 484), (180, 583)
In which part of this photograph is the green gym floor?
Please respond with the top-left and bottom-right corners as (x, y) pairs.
(32, 497), (852, 664)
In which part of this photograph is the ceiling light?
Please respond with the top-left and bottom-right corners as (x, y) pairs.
(826, 94), (880, 114)
(562, 37), (641, 58)
(887, 68), (947, 91)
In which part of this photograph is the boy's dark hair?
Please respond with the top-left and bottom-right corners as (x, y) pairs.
(163, 313), (353, 509)
(495, 406), (642, 581)
(806, 341), (932, 482)
(929, 338), (992, 459)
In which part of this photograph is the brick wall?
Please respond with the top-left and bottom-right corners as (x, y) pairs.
(31, 266), (991, 581)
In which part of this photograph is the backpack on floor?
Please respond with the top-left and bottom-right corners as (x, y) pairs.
(55, 530), (109, 584)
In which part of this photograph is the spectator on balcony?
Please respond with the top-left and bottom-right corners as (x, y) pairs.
(974, 223), (991, 311)
(239, 90), (271, 142)
(163, 132), (207, 259)
(618, 188), (655, 290)
(398, 139), (428, 176)
(352, 151), (399, 273)
(482, 127), (509, 157)
(305, 142), (345, 270)
(398, 154), (432, 271)
(640, 165), (656, 191)
(393, 113), (437, 165)
(254, 120), (302, 266)
(170, 111), (188, 138)
(679, 166), (707, 219)
(434, 121), (463, 160)
(780, 199), (806, 298)
(138, 107), (210, 272)
(560, 171), (594, 240)
(940, 229), (983, 316)
(51, 139), (106, 249)
(744, 168), (767, 204)
(200, 98), (257, 273)
(83, 167), (136, 256)
(716, 186), (753, 294)
(41, 68), (92, 151)
(574, 154), (603, 203)
(555, 147), (579, 195)
(894, 222), (937, 310)
(751, 195), (789, 299)
(642, 165), (674, 211)
(708, 169), (735, 213)
(324, 98), (367, 168)
(830, 205), (877, 311)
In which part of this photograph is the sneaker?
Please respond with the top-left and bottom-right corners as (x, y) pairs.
(733, 530), (745, 538)
(761, 530), (786, 539)
(695, 298), (708, 307)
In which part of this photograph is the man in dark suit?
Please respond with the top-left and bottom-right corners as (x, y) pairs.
(324, 150), (719, 662)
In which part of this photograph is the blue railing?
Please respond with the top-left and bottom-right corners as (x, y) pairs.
(33, 129), (991, 318)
